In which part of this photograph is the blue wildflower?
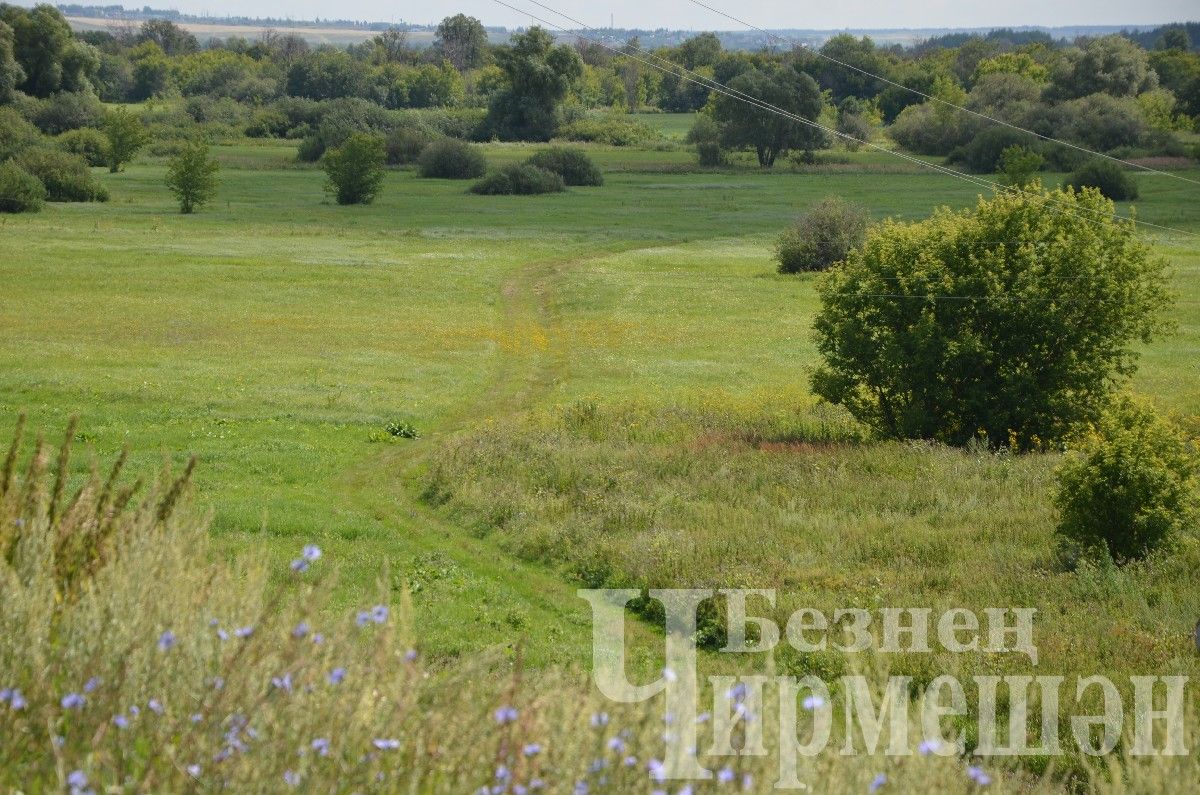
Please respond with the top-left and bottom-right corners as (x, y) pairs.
(967, 766), (992, 786)
(624, 755), (637, 767)
(495, 765), (510, 781)
(869, 773), (887, 793)
(283, 770), (300, 787)
(573, 781), (588, 795)
(606, 736), (624, 753)
(372, 738), (400, 750)
(404, 649), (418, 662)
(494, 705), (518, 725)
(292, 622), (310, 639)
(918, 739), (940, 756)
(523, 743), (541, 756)
(234, 626), (254, 639)
(83, 677), (101, 693)
(148, 698), (164, 714)
(328, 667), (346, 685)
(272, 674), (293, 693)
(302, 544), (322, 561)
(802, 694), (825, 710)
(61, 692), (86, 710)
(290, 559), (309, 573)
(717, 767), (735, 784)
(158, 630), (176, 652)
(186, 764), (201, 778)
(311, 737), (330, 756)
(67, 770), (87, 788)
(190, 713), (203, 723)
(370, 604), (388, 623)
(113, 714), (129, 729)
(9, 689), (24, 710)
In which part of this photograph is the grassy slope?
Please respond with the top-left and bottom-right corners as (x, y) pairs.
(1, 136), (1198, 677)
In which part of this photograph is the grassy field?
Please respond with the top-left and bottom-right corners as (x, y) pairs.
(2, 131), (1199, 693)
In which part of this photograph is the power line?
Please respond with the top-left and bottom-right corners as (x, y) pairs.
(499, 0), (1200, 241)
(683, 0), (1200, 189)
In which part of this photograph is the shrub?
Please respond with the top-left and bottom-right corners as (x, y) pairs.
(385, 420), (420, 438)
(812, 187), (1171, 446)
(687, 114), (723, 166)
(997, 145), (1044, 187)
(469, 163), (565, 195)
(558, 115), (661, 147)
(0, 161), (46, 213)
(1, 107), (43, 162)
(1055, 398), (1199, 563)
(296, 133), (326, 162)
(165, 140), (219, 213)
(30, 90), (106, 135)
(104, 107), (149, 173)
(775, 197), (868, 274)
(888, 102), (979, 156)
(417, 138), (486, 179)
(13, 147), (108, 202)
(244, 109), (289, 138)
(525, 146), (602, 186)
(947, 126), (1038, 174)
(55, 127), (109, 167)
(385, 126), (434, 165)
(1064, 159), (1139, 201)
(322, 132), (385, 205)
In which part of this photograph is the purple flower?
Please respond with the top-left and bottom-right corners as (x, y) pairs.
(606, 736), (624, 753)
(312, 633), (325, 645)
(290, 559), (309, 573)
(327, 667), (346, 685)
(355, 611), (371, 627)
(148, 699), (164, 715)
(370, 604), (389, 623)
(648, 759), (666, 783)
(372, 738), (400, 750)
(234, 626), (254, 639)
(404, 648), (418, 662)
(573, 781), (588, 795)
(272, 674), (293, 693)
(292, 622), (310, 639)
(113, 714), (129, 729)
(918, 739), (940, 756)
(802, 694), (825, 710)
(67, 770), (87, 788)
(190, 713), (203, 723)
(311, 737), (330, 756)
(186, 764), (201, 778)
(83, 677), (101, 693)
(496, 765), (510, 781)
(211, 677), (225, 691)
(158, 630), (177, 652)
(590, 711), (609, 728)
(523, 743), (541, 756)
(718, 767), (735, 784)
(869, 773), (887, 793)
(283, 770), (300, 787)
(302, 544), (322, 562)
(967, 766), (992, 786)
(494, 705), (518, 725)
(8, 690), (25, 710)
(742, 774), (754, 791)
(0, 688), (9, 702)
(61, 692), (86, 710)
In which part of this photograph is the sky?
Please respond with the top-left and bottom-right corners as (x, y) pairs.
(65, 0), (1199, 30)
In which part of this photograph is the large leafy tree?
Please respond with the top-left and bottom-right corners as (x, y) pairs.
(812, 187), (1172, 447)
(1049, 35), (1158, 99)
(136, 19), (197, 57)
(434, 14), (489, 72)
(0, 3), (97, 97)
(0, 20), (24, 103)
(712, 64), (824, 167)
(485, 27), (582, 142)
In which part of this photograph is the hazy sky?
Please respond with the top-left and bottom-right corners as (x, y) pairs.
(123, 0), (1196, 29)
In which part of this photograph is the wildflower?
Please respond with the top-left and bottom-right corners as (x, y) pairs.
(726, 682), (748, 701)
(404, 648), (418, 662)
(311, 737), (330, 756)
(292, 622), (309, 639)
(529, 779), (545, 790)
(590, 711), (609, 728)
(588, 758), (606, 773)
(522, 743), (541, 756)
(662, 667), (678, 683)
(918, 739), (940, 756)
(61, 692), (86, 710)
(496, 765), (510, 781)
(186, 764), (201, 778)
(148, 699), (164, 715)
(234, 626), (254, 639)
(83, 677), (101, 693)
(113, 714), (129, 729)
(967, 766), (992, 786)
(312, 633), (325, 645)
(327, 667), (346, 685)
(283, 770), (300, 787)
(8, 690), (25, 710)
(0, 688), (9, 702)
(372, 738), (400, 750)
(371, 604), (389, 623)
(494, 705), (518, 725)
(190, 713), (203, 723)
(802, 694), (825, 710)
(696, 712), (711, 723)
(717, 767), (735, 784)
(211, 677), (225, 691)
(302, 544), (322, 561)
(648, 759), (666, 783)
(574, 781), (588, 795)
(158, 630), (177, 652)
(624, 755), (638, 767)
(869, 773), (887, 793)
(606, 736), (624, 752)
(67, 771), (87, 788)
(272, 673), (293, 693)
(679, 787), (694, 795)
(129, 705), (140, 716)
(216, 628), (229, 641)
(290, 559), (309, 573)
(742, 774), (753, 791)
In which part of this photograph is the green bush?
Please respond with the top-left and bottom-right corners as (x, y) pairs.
(558, 115), (661, 147)
(417, 138), (486, 179)
(296, 134), (325, 162)
(30, 90), (106, 135)
(103, 107), (149, 172)
(385, 126), (434, 165)
(55, 127), (109, 167)
(13, 147), (108, 202)
(0, 161), (46, 213)
(525, 146), (602, 186)
(470, 163), (565, 195)
(245, 109), (290, 138)
(687, 114), (724, 166)
(812, 187), (1171, 446)
(0, 106), (42, 161)
(997, 145), (1044, 188)
(322, 132), (385, 205)
(1064, 159), (1139, 201)
(165, 140), (219, 214)
(947, 126), (1038, 174)
(775, 197), (869, 274)
(1055, 398), (1199, 563)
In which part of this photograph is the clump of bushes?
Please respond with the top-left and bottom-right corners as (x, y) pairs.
(775, 197), (868, 274)
(470, 163), (565, 195)
(30, 91), (107, 135)
(0, 107), (42, 161)
(323, 133), (385, 205)
(947, 126), (1038, 174)
(13, 148), (108, 202)
(0, 161), (47, 213)
(1064, 159), (1139, 201)
(417, 138), (486, 179)
(525, 147), (602, 186)
(687, 114), (723, 166)
(385, 126), (434, 166)
(55, 127), (110, 167)
(1055, 398), (1199, 563)
(811, 187), (1170, 446)
(558, 114), (661, 147)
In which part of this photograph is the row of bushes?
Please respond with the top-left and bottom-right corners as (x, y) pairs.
(0, 145), (110, 213)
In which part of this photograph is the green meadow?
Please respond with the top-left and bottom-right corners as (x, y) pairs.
(2, 135), (1199, 683)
